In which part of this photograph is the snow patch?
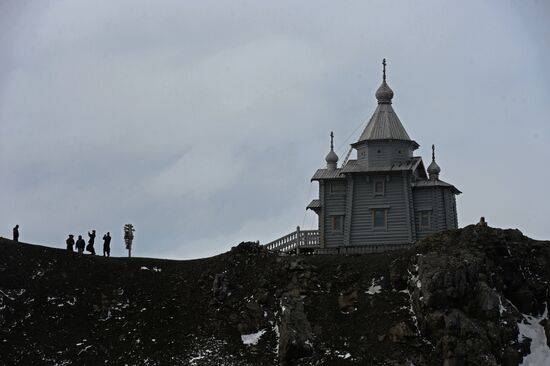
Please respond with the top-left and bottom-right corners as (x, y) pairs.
(188, 355), (205, 363)
(518, 307), (550, 366)
(187, 345), (215, 364)
(404, 271), (420, 333)
(335, 351), (351, 359)
(366, 278), (382, 295)
(271, 319), (280, 354)
(241, 329), (267, 345)
(410, 264), (422, 289)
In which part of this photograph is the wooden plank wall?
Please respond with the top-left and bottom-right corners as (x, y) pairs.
(348, 172), (411, 247)
(323, 180), (347, 247)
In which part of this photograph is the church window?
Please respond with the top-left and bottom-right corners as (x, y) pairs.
(374, 180), (385, 195)
(331, 215), (344, 233)
(372, 209), (387, 229)
(419, 211), (431, 228)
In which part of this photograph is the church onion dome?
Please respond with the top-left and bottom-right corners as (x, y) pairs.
(325, 149), (339, 164)
(375, 81), (394, 104)
(427, 160), (441, 175)
(428, 144), (441, 180)
(325, 131), (339, 170)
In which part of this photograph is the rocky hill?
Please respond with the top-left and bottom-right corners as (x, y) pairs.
(1, 225), (549, 365)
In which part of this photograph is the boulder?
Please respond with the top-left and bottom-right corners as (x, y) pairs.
(278, 292), (314, 365)
(338, 288), (358, 314)
(388, 322), (414, 343)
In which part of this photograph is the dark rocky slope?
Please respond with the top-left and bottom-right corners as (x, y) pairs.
(0, 225), (549, 365)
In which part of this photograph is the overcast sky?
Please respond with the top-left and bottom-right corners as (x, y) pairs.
(1, 0), (549, 259)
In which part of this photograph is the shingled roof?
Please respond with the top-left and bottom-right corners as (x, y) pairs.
(356, 103), (411, 142)
(311, 168), (345, 181)
(340, 156), (423, 174)
(306, 199), (321, 210)
(412, 180), (462, 195)
(354, 60), (416, 146)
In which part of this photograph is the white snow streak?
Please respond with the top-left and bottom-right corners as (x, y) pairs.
(241, 329), (266, 345)
(519, 307), (550, 366)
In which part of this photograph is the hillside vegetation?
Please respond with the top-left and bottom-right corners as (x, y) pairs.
(1, 225), (549, 365)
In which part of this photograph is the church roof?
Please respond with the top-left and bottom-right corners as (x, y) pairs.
(340, 156), (422, 174)
(354, 59), (416, 146)
(356, 103), (412, 142)
(311, 168), (344, 181)
(412, 180), (462, 195)
(306, 199), (321, 210)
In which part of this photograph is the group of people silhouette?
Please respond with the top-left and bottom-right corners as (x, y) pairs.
(65, 230), (112, 257)
(10, 224), (130, 258)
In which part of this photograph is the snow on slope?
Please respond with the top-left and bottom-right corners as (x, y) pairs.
(518, 307), (550, 366)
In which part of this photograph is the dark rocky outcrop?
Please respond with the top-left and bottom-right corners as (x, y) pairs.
(1, 225), (549, 365)
(278, 291), (314, 364)
(391, 225), (550, 366)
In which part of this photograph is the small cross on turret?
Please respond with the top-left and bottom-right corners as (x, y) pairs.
(325, 131), (339, 170)
(382, 58), (387, 82)
(428, 144), (441, 180)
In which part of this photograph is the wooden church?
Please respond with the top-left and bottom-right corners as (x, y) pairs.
(307, 60), (460, 253)
(266, 60), (460, 254)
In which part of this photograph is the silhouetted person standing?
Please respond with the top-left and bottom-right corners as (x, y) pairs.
(13, 225), (19, 242)
(76, 235), (85, 254)
(103, 232), (111, 257)
(87, 230), (96, 255)
(66, 234), (75, 252)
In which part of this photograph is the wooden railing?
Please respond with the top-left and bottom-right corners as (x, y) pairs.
(264, 228), (412, 254)
(315, 242), (411, 254)
(264, 226), (319, 253)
